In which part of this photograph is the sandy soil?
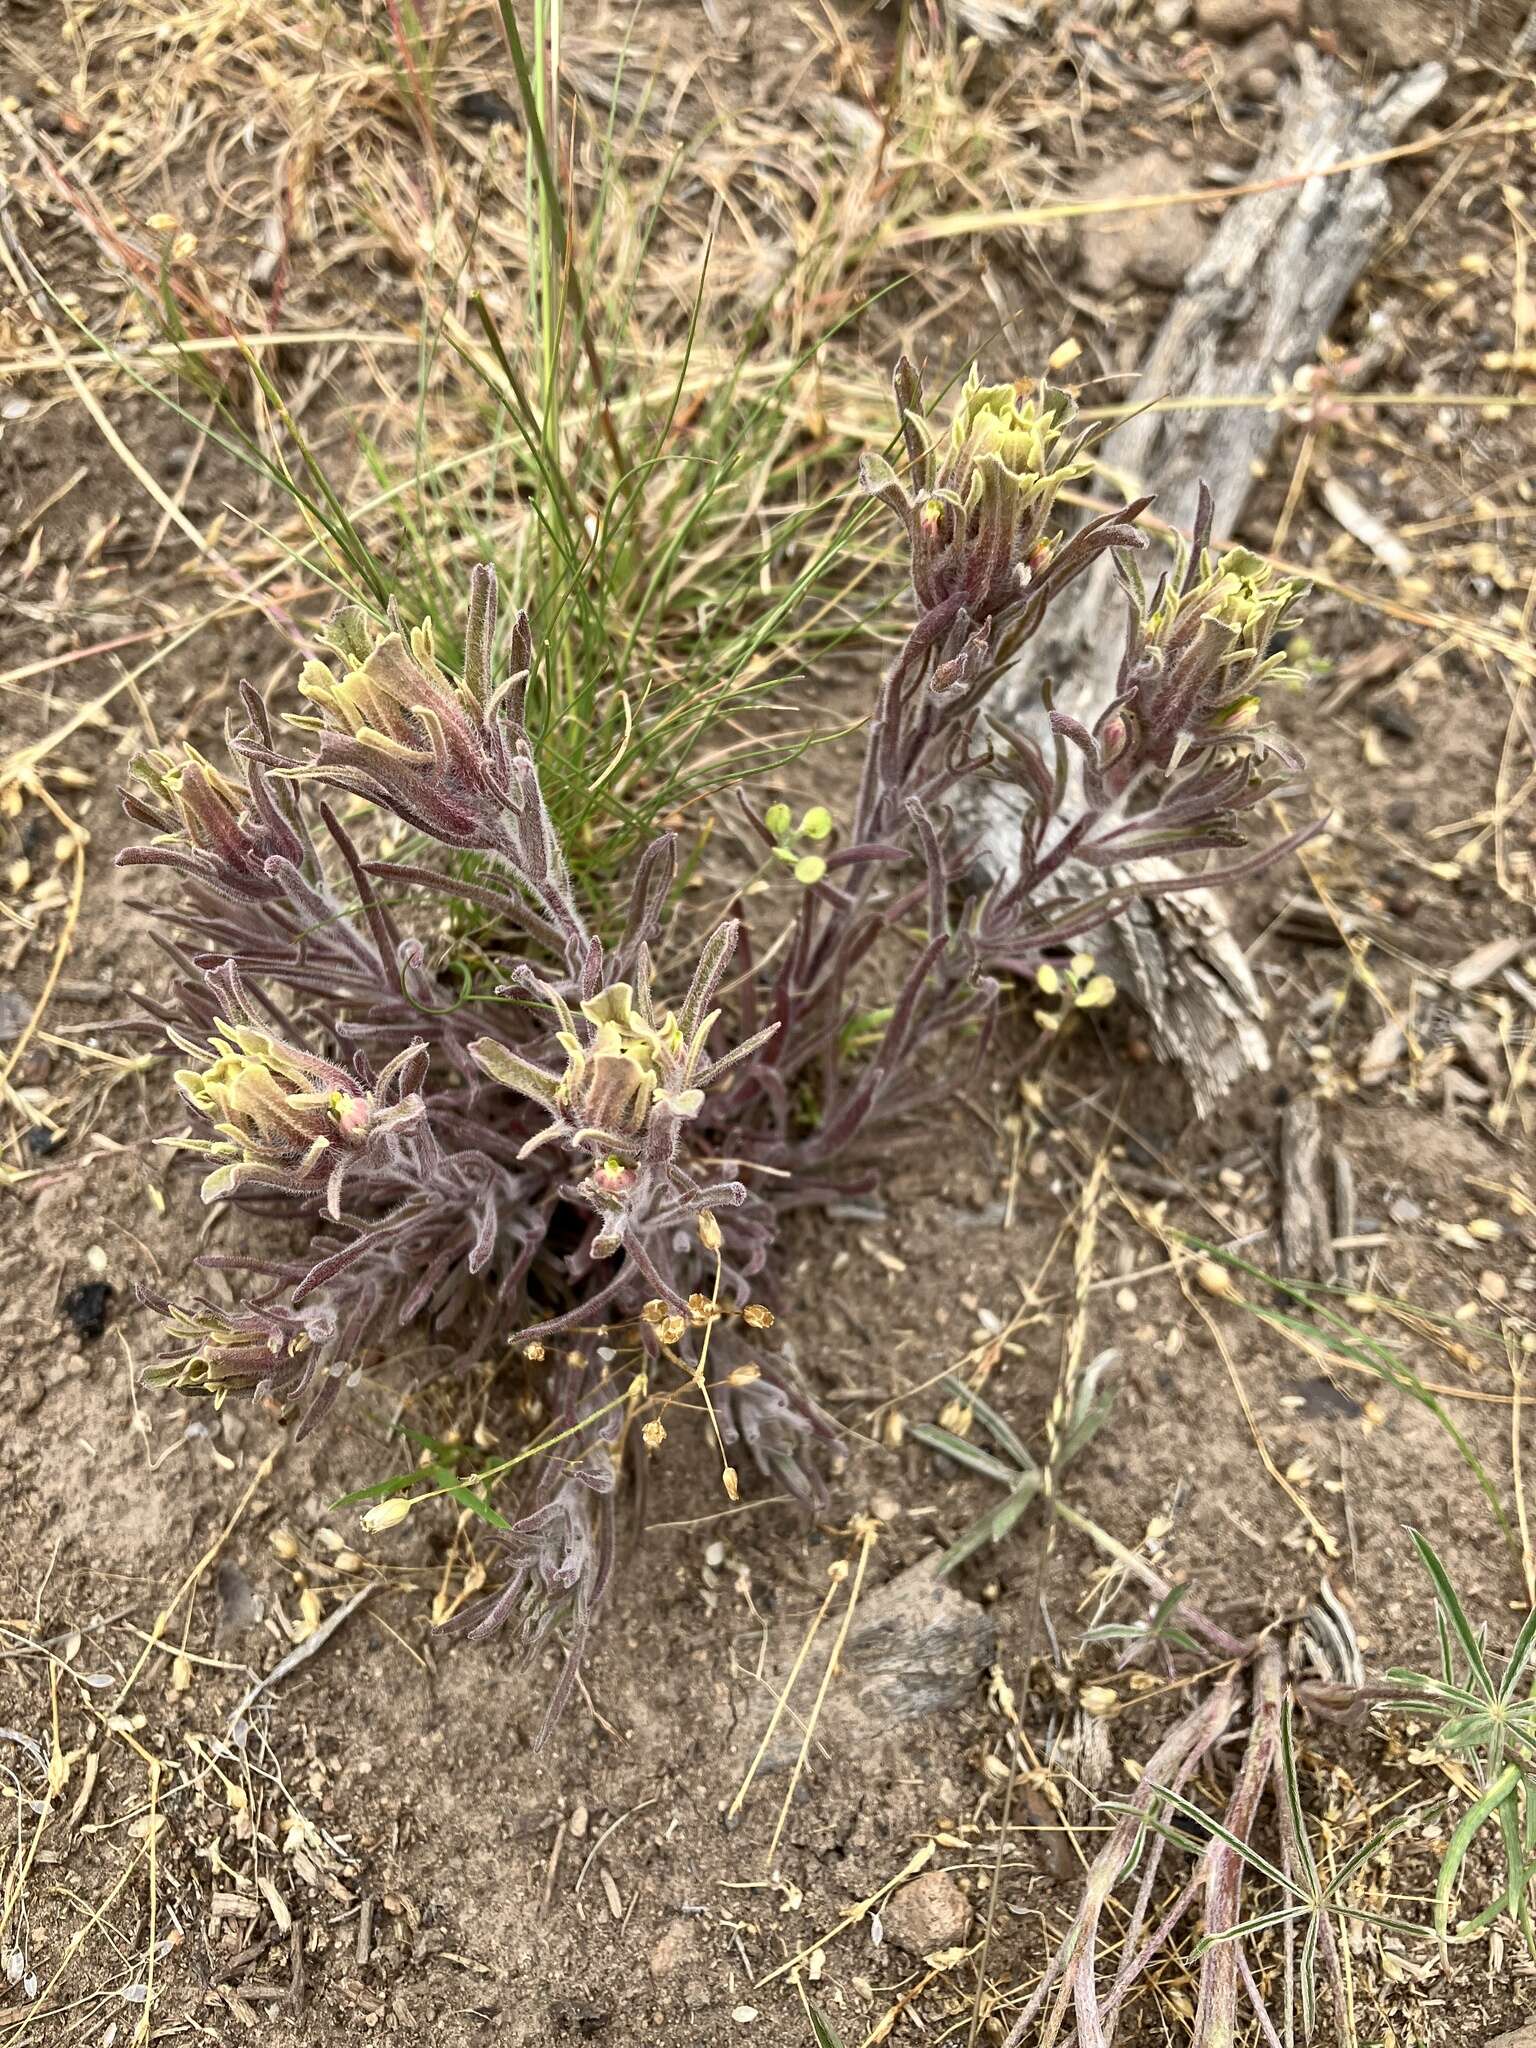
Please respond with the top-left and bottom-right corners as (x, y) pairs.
(3, 2), (1535, 2043)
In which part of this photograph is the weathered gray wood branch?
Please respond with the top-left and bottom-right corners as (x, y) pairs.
(974, 52), (1445, 1115)
(1279, 1095), (1332, 1282)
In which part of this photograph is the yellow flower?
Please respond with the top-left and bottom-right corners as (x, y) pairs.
(145, 1293), (326, 1403)
(555, 983), (705, 1140)
(176, 1023), (366, 1172)
(297, 632), (445, 763)
(947, 372), (1091, 500)
(169, 1016), (422, 1215)
(141, 746), (246, 849)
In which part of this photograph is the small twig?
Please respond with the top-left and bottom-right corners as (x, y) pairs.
(228, 1584), (373, 1732)
(726, 1559), (845, 1829)
(573, 1797), (658, 1894)
(766, 1517), (880, 1870)
(540, 1821), (567, 1914)
(135, 1758), (162, 2047)
(113, 1447), (282, 1717)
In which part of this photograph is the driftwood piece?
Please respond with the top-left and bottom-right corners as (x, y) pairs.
(1279, 1095), (1333, 1282)
(973, 53), (1445, 1115)
(1330, 1143), (1357, 1289)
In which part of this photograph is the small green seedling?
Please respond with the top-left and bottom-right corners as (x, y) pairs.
(911, 1360), (1116, 1575)
(1379, 1530), (1536, 1956)
(1135, 1698), (1427, 2044)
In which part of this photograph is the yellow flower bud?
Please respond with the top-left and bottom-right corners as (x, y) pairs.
(362, 1496), (413, 1533)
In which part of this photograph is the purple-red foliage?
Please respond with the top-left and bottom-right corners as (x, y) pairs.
(121, 360), (1314, 1728)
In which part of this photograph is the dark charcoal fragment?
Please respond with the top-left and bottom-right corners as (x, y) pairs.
(1286, 1375), (1363, 1422)
(1369, 701), (1419, 743)
(25, 1126), (63, 1157)
(456, 89), (517, 126)
(62, 1281), (115, 1343)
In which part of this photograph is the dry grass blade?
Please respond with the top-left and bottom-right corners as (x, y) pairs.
(2, 2), (1533, 2040)
(887, 105), (1536, 246)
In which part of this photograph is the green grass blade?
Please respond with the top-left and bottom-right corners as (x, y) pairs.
(941, 1374), (1034, 1470)
(908, 1422), (1019, 1488)
(1434, 1764), (1520, 1951)
(933, 1476), (1044, 1576)
(1498, 1601), (1536, 1701)
(1278, 1701), (1322, 1899)
(1408, 1529), (1496, 1698)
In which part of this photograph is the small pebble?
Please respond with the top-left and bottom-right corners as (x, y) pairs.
(881, 1870), (973, 1956)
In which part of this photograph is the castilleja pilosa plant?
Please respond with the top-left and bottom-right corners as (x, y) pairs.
(122, 362), (1315, 1731)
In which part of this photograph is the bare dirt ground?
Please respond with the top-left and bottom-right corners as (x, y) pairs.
(3, 2), (1536, 2043)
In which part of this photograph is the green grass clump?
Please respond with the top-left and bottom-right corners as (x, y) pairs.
(106, 0), (892, 901)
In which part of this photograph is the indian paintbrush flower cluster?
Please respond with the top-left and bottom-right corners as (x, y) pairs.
(121, 359), (1314, 1732)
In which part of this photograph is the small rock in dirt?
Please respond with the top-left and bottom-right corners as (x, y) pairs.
(216, 1559), (261, 1635)
(1228, 21), (1294, 95)
(1076, 152), (1211, 295)
(1154, 0), (1193, 24)
(1484, 2027), (1536, 2048)
(744, 1558), (995, 1770)
(24, 1125), (63, 1157)
(881, 1870), (972, 1955)
(456, 88), (518, 127)
(649, 1918), (697, 1981)
(1194, 0), (1299, 38)
(10, 1368), (46, 1416)
(50, 1351), (88, 1388)
(1309, 0), (1451, 65)
(60, 1280), (114, 1343)
(845, 1559), (995, 1722)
